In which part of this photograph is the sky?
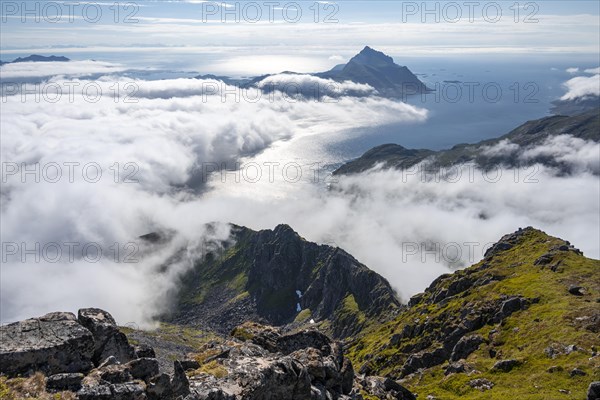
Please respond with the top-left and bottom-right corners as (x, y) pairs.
(1, 0), (599, 74)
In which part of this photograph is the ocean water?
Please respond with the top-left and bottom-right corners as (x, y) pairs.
(328, 55), (599, 160)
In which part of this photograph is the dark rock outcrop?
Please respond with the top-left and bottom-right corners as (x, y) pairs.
(0, 311), (94, 376)
(46, 372), (85, 392)
(450, 334), (485, 362)
(78, 308), (136, 365)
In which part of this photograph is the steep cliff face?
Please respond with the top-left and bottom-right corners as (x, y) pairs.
(170, 224), (401, 338)
(347, 227), (600, 399)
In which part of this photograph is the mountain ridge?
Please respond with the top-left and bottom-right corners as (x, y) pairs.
(167, 223), (401, 339)
(334, 108), (600, 175)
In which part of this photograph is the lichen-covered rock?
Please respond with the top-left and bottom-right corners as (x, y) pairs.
(185, 324), (393, 400)
(78, 308), (136, 365)
(469, 378), (494, 391)
(0, 311), (94, 376)
(450, 334), (484, 361)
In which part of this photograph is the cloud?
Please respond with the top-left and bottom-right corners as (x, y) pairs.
(481, 139), (519, 157)
(519, 135), (600, 174)
(256, 73), (377, 98)
(0, 73), (427, 325)
(560, 73), (600, 100)
(566, 67), (580, 74)
(584, 67), (600, 74)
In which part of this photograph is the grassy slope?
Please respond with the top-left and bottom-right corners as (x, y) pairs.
(348, 228), (600, 399)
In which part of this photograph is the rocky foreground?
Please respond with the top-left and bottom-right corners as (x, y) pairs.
(0, 308), (413, 399)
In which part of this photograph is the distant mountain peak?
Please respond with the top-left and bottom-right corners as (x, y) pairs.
(349, 46), (395, 67)
(7, 54), (70, 64)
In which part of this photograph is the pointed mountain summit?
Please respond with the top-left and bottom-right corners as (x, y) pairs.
(349, 46), (395, 67)
(317, 46), (429, 97)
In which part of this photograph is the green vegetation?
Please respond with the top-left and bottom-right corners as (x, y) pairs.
(347, 228), (600, 399)
(195, 360), (228, 378)
(0, 373), (76, 400)
(120, 322), (218, 350)
(337, 294), (366, 325)
(294, 308), (312, 323)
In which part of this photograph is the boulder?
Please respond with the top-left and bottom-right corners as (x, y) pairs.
(77, 383), (114, 400)
(172, 361), (191, 398)
(492, 359), (522, 372)
(180, 359), (201, 371)
(0, 311), (94, 376)
(568, 286), (585, 296)
(444, 361), (473, 375)
(401, 347), (448, 376)
(450, 335), (484, 361)
(78, 308), (136, 365)
(110, 382), (147, 400)
(588, 381), (600, 400)
(127, 358), (159, 381)
(469, 378), (494, 391)
(147, 373), (173, 400)
(492, 297), (529, 322)
(134, 344), (156, 359)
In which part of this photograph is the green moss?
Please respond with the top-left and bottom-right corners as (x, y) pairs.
(195, 360), (228, 378)
(336, 294), (366, 325)
(231, 326), (254, 341)
(294, 308), (312, 323)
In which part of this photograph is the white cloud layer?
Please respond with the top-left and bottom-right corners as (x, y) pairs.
(560, 72), (600, 100)
(256, 73), (376, 97)
(0, 72), (427, 325)
(1, 67), (598, 327)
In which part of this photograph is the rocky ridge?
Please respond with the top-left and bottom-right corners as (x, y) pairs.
(170, 224), (400, 339)
(0, 308), (415, 399)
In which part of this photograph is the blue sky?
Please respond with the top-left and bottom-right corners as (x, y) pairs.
(1, 0), (599, 74)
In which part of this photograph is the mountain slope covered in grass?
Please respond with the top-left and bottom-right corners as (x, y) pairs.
(347, 227), (600, 399)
